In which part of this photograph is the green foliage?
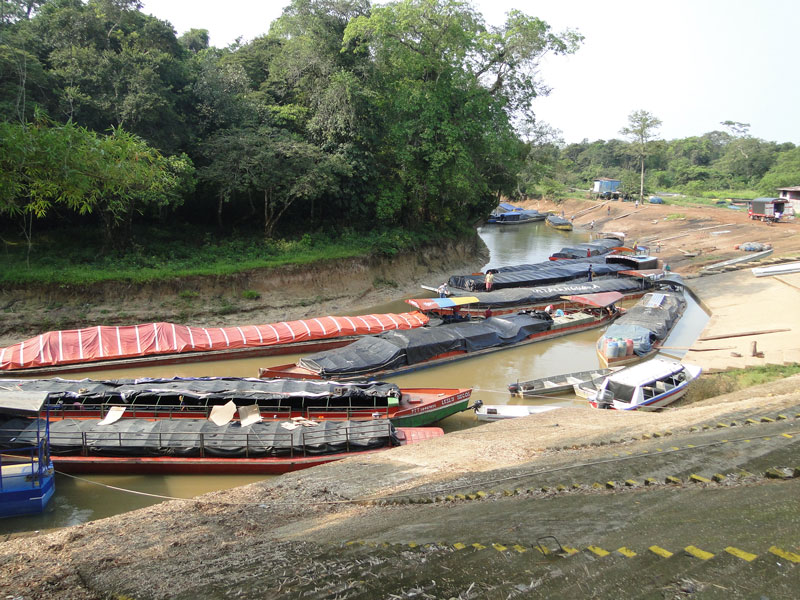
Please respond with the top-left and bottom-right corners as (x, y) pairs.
(0, 224), (447, 285)
(241, 289), (261, 300)
(686, 364), (800, 403)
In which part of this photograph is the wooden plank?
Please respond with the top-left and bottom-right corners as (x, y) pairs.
(698, 328), (790, 342)
(701, 248), (773, 271)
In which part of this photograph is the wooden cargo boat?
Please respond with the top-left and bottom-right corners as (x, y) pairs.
(0, 415), (443, 475)
(545, 215), (573, 231)
(259, 294), (622, 382)
(3, 378), (474, 429)
(0, 312), (429, 377)
(596, 280), (687, 368)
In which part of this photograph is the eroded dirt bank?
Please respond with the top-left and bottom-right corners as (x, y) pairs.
(0, 236), (488, 348)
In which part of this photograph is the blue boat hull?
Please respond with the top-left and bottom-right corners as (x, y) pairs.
(0, 462), (55, 518)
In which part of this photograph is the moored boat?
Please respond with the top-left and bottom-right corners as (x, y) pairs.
(411, 276), (656, 318)
(549, 237), (623, 260)
(508, 367), (620, 398)
(0, 413), (442, 475)
(259, 294), (622, 382)
(0, 391), (55, 517)
(588, 358), (702, 410)
(545, 215), (573, 231)
(0, 311), (430, 376)
(2, 377), (474, 429)
(596, 279), (688, 367)
(474, 404), (561, 422)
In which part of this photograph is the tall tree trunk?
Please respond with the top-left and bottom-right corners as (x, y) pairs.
(217, 191), (224, 229)
(639, 155), (645, 201)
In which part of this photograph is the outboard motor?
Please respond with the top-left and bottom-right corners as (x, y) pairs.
(595, 391), (614, 409)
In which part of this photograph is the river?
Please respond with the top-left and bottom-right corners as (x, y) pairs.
(2, 220), (709, 535)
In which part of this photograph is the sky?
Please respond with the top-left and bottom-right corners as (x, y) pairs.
(140, 0), (800, 145)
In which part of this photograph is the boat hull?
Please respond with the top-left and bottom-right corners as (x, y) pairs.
(41, 387), (472, 429)
(259, 312), (617, 382)
(508, 368), (617, 398)
(0, 462), (55, 517)
(475, 404), (561, 421)
(49, 428), (440, 475)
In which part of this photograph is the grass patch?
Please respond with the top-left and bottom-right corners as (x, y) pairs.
(685, 364), (800, 403)
(665, 213), (686, 221)
(0, 224), (449, 286)
(241, 290), (261, 300)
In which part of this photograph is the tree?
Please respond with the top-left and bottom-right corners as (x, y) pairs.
(757, 146), (800, 196)
(200, 125), (349, 235)
(342, 0), (581, 226)
(0, 115), (194, 256)
(620, 109), (661, 201)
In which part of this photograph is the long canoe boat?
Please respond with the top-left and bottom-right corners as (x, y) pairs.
(259, 294), (623, 382)
(0, 378), (474, 428)
(596, 279), (688, 368)
(507, 367), (620, 398)
(0, 312), (429, 377)
(409, 274), (658, 318)
(0, 413), (442, 475)
(545, 215), (573, 231)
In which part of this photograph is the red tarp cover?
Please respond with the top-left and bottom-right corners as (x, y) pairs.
(0, 312), (429, 371)
(560, 291), (624, 308)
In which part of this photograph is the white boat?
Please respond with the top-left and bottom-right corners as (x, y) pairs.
(509, 367), (619, 398)
(588, 358), (702, 411)
(474, 404), (562, 422)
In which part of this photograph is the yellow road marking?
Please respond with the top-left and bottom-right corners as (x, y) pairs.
(725, 546), (757, 562)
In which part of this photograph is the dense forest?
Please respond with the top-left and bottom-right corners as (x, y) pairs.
(1, 0), (798, 281)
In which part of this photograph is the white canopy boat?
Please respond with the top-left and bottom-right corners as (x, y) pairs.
(588, 358), (702, 411)
(474, 404), (562, 422)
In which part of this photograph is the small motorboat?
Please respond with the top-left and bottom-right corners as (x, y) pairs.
(588, 358), (702, 411)
(474, 404), (561, 422)
(508, 367), (619, 398)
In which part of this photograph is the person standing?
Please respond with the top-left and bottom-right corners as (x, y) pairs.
(437, 282), (449, 298)
(587, 264), (593, 282)
(484, 270), (494, 292)
(607, 205), (611, 216)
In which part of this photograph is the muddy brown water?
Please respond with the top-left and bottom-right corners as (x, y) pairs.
(1, 221), (709, 534)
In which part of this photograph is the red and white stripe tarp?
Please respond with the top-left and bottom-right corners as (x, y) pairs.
(0, 312), (429, 371)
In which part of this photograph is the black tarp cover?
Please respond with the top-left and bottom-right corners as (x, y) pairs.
(298, 315), (552, 376)
(1, 417), (398, 457)
(450, 278), (649, 308)
(551, 238), (621, 259)
(0, 377), (402, 411)
(599, 290), (686, 355)
(448, 261), (630, 291)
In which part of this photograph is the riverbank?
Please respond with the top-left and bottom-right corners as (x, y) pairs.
(525, 196), (800, 274)
(1, 373), (798, 598)
(0, 237), (488, 348)
(3, 196), (798, 350)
